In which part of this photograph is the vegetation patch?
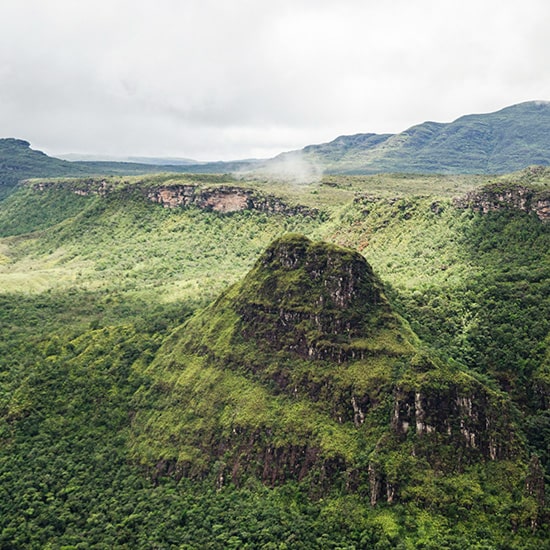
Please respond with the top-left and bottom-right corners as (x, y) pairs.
(0, 171), (548, 547)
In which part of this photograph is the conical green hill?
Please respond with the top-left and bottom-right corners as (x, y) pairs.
(131, 235), (521, 499)
(185, 233), (401, 365)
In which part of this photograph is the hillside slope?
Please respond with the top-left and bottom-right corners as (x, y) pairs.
(0, 139), (92, 193)
(133, 235), (521, 490)
(0, 172), (548, 547)
(0, 139), (228, 199)
(275, 101), (550, 174)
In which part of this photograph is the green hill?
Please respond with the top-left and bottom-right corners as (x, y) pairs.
(0, 171), (548, 547)
(0, 139), (92, 195)
(132, 235), (522, 493)
(0, 139), (229, 200)
(275, 101), (550, 174)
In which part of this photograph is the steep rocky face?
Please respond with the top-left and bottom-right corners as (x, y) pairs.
(235, 234), (392, 362)
(146, 184), (317, 216)
(392, 384), (513, 461)
(147, 185), (249, 212)
(132, 235), (525, 503)
(455, 181), (550, 221)
(30, 179), (317, 217)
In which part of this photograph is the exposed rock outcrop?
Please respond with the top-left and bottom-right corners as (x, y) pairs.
(30, 179), (317, 217)
(235, 234), (392, 363)
(132, 234), (525, 505)
(392, 386), (512, 461)
(454, 182), (550, 222)
(146, 184), (317, 216)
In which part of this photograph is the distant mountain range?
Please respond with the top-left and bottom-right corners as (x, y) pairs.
(270, 100), (550, 175)
(0, 139), (91, 188)
(57, 153), (200, 166)
(1, 101), (549, 188)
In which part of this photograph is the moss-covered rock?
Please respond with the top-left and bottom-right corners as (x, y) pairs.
(131, 235), (528, 505)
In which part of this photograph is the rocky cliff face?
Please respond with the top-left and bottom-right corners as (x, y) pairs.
(235, 234), (392, 363)
(392, 385), (512, 460)
(30, 179), (317, 217)
(455, 181), (550, 221)
(132, 235), (525, 503)
(146, 184), (317, 216)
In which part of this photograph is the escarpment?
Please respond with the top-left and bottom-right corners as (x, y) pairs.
(454, 181), (550, 221)
(30, 178), (317, 217)
(132, 235), (526, 504)
(146, 184), (316, 216)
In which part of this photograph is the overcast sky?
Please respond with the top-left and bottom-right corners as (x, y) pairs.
(1, 0), (549, 161)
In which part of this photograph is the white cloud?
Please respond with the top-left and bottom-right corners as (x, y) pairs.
(0, 0), (549, 160)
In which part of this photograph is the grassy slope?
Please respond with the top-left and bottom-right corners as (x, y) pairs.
(0, 173), (548, 547)
(296, 101), (550, 174)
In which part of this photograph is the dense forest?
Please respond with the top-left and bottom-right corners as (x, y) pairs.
(0, 169), (548, 548)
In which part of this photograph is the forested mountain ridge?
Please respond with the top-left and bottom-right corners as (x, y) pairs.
(2, 101), (550, 191)
(0, 138), (164, 200)
(273, 101), (550, 174)
(0, 170), (548, 547)
(0, 138), (91, 192)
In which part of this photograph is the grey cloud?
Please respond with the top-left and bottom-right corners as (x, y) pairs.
(0, 0), (549, 160)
